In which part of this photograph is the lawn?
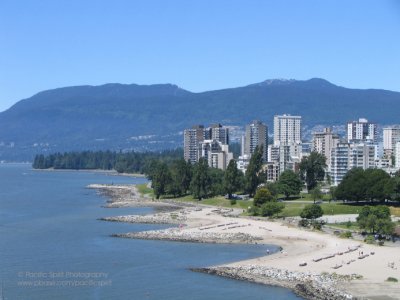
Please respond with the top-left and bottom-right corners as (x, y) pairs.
(280, 202), (362, 217)
(172, 194), (251, 210)
(136, 183), (154, 197)
(136, 184), (400, 218)
(278, 192), (332, 202)
(326, 222), (360, 231)
(390, 206), (400, 217)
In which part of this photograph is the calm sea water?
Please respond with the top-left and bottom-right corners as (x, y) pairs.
(0, 164), (303, 300)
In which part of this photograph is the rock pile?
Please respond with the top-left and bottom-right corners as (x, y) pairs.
(113, 229), (261, 244)
(100, 212), (187, 224)
(191, 266), (355, 300)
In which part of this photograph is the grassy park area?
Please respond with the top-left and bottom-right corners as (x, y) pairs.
(280, 202), (361, 217)
(137, 183), (400, 218)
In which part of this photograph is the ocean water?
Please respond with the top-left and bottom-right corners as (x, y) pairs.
(0, 164), (303, 300)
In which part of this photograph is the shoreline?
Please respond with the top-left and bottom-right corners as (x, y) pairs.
(92, 183), (400, 300)
(191, 266), (355, 300)
(33, 168), (146, 177)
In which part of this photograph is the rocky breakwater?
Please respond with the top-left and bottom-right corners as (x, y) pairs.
(113, 228), (262, 244)
(87, 184), (146, 207)
(87, 184), (179, 209)
(100, 211), (187, 224)
(191, 266), (356, 300)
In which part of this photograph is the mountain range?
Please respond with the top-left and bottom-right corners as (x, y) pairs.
(1, 78), (400, 161)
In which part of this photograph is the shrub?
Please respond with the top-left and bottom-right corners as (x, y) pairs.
(299, 219), (309, 227)
(340, 231), (352, 239)
(364, 235), (375, 244)
(230, 199), (237, 205)
(261, 202), (285, 217)
(253, 188), (274, 207)
(311, 220), (324, 230)
(300, 204), (323, 220)
(386, 277), (398, 282)
(248, 206), (259, 216)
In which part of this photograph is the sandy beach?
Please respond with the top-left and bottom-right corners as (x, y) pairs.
(91, 184), (400, 300)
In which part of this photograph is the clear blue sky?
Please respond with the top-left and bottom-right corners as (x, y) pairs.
(1, 0), (399, 112)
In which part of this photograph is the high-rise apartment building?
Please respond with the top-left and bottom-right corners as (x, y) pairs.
(347, 118), (377, 143)
(207, 123), (229, 145)
(396, 141), (400, 170)
(272, 114), (302, 174)
(383, 127), (400, 158)
(273, 114), (302, 146)
(184, 125), (205, 164)
(199, 140), (233, 170)
(267, 145), (280, 162)
(243, 120), (268, 161)
(330, 142), (377, 185)
(312, 128), (339, 168)
(263, 162), (280, 182)
(184, 123), (231, 169)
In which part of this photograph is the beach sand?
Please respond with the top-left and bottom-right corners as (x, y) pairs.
(92, 184), (400, 300)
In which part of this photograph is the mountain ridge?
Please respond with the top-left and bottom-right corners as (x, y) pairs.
(1, 78), (400, 161)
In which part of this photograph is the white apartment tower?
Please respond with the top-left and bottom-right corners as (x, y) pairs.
(383, 127), (400, 158)
(243, 120), (268, 161)
(199, 140), (233, 170)
(312, 128), (339, 168)
(347, 118), (377, 143)
(273, 114), (302, 146)
(330, 142), (377, 185)
(184, 124), (230, 168)
(184, 125), (205, 164)
(396, 141), (400, 170)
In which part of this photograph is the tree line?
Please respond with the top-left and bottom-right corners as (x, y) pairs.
(32, 146), (329, 204)
(149, 146), (326, 201)
(33, 146), (400, 206)
(32, 149), (183, 174)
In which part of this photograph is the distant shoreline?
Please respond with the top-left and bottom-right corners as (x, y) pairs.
(32, 168), (146, 177)
(91, 183), (400, 300)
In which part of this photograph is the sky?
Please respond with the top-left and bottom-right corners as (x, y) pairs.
(1, 0), (399, 112)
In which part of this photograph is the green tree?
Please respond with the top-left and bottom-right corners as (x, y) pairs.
(364, 169), (391, 202)
(376, 218), (395, 236)
(310, 187), (323, 204)
(209, 167), (225, 197)
(336, 168), (392, 203)
(245, 145), (264, 197)
(253, 187), (274, 207)
(384, 176), (400, 202)
(190, 158), (211, 200)
(299, 152), (327, 191)
(152, 162), (172, 199)
(357, 205), (394, 235)
(261, 202), (285, 217)
(223, 159), (242, 199)
(300, 204), (323, 220)
(277, 170), (302, 199)
(329, 186), (337, 203)
(335, 168), (367, 202)
(169, 159), (192, 196)
(265, 182), (279, 197)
